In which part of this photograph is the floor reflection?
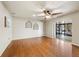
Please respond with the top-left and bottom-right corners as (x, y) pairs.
(56, 34), (72, 42)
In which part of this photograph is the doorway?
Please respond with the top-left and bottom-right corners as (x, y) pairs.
(56, 22), (72, 42)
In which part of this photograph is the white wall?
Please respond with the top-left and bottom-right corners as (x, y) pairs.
(45, 20), (53, 38)
(45, 11), (79, 46)
(72, 12), (79, 46)
(13, 18), (43, 40)
(0, 2), (12, 56)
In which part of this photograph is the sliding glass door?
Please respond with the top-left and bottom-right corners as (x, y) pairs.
(56, 22), (72, 41)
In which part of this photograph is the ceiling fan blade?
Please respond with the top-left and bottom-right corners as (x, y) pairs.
(35, 13), (45, 17)
(52, 12), (62, 15)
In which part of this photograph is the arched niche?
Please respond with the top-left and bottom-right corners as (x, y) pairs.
(25, 21), (32, 28)
(33, 23), (39, 30)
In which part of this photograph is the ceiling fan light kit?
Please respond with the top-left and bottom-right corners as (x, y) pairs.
(45, 15), (51, 19)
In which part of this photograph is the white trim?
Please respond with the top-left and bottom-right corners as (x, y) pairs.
(13, 36), (44, 40)
(72, 43), (79, 47)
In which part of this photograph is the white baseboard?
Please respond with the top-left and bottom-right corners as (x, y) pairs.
(13, 36), (44, 40)
(72, 43), (79, 47)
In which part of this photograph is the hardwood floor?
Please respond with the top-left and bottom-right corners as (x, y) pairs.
(1, 36), (79, 57)
(72, 45), (79, 57)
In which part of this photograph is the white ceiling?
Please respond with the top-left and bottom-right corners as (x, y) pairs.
(2, 1), (79, 19)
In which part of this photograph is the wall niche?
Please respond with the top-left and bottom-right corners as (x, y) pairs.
(25, 21), (32, 28)
(33, 23), (39, 30)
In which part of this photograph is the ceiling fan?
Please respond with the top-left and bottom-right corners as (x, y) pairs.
(43, 9), (62, 15)
(34, 8), (62, 19)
